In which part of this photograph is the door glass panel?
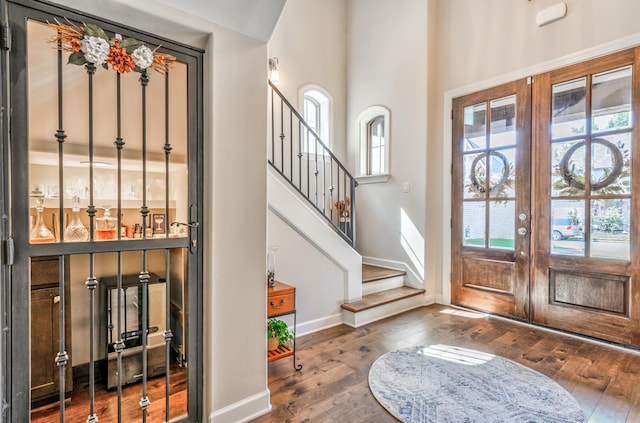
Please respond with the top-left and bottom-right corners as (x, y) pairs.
(463, 103), (486, 151)
(463, 202), (486, 247)
(464, 153), (486, 199)
(490, 95), (516, 148)
(552, 78), (587, 139)
(592, 66), (632, 133)
(489, 200), (514, 249)
(551, 140), (585, 197)
(591, 134), (631, 195)
(591, 199), (630, 260)
(489, 148), (515, 199)
(551, 199), (584, 256)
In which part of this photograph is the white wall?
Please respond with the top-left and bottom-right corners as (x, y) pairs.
(267, 0), (348, 162)
(429, 0), (640, 300)
(346, 0), (427, 280)
(267, 209), (348, 333)
(43, 1), (272, 421)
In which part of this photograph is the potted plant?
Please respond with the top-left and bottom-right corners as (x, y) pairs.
(267, 318), (294, 351)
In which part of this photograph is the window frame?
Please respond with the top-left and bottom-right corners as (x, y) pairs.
(299, 85), (332, 156)
(356, 105), (391, 183)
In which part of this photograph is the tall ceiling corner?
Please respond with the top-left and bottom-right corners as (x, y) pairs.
(155, 0), (287, 42)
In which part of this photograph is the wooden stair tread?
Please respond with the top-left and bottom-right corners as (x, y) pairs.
(341, 286), (425, 313)
(362, 264), (406, 283)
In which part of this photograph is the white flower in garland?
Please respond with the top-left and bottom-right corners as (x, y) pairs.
(80, 36), (110, 65)
(131, 45), (155, 70)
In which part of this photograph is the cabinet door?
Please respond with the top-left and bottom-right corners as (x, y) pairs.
(31, 287), (60, 403)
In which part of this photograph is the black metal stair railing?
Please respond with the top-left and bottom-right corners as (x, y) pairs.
(268, 81), (357, 247)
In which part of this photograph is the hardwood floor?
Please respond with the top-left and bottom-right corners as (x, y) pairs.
(30, 366), (187, 422)
(253, 304), (640, 423)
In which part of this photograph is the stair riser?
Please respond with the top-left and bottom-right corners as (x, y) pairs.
(362, 275), (405, 296)
(342, 294), (425, 328)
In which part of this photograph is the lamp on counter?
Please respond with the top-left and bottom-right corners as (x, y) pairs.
(268, 57), (281, 85)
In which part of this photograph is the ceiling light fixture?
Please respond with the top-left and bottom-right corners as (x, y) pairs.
(80, 160), (112, 168)
(268, 57), (281, 85)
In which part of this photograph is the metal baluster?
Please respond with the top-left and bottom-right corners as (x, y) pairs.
(116, 256), (125, 423)
(322, 146), (326, 214)
(54, 37), (68, 423)
(270, 86), (275, 164)
(139, 72), (151, 422)
(280, 99), (285, 172)
(307, 128), (310, 198)
(329, 159), (334, 222)
(337, 167), (341, 233)
(290, 110), (293, 181)
(163, 70), (174, 422)
(314, 139), (319, 207)
(298, 121), (302, 190)
(343, 170), (348, 237)
(115, 83), (125, 240)
(350, 177), (357, 246)
(84, 59), (99, 423)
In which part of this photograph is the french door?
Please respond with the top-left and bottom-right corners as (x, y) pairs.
(2, 0), (204, 421)
(451, 79), (532, 319)
(452, 47), (640, 348)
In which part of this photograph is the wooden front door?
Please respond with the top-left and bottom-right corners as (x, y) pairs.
(451, 79), (532, 320)
(452, 47), (640, 347)
(531, 48), (640, 346)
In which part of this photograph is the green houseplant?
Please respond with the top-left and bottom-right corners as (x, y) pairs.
(267, 318), (294, 351)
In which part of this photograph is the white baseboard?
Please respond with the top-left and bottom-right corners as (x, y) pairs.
(434, 293), (448, 305)
(295, 313), (343, 337)
(209, 389), (271, 423)
(424, 293), (438, 305)
(362, 256), (424, 289)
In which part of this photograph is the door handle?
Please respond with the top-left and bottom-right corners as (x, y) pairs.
(53, 295), (60, 304)
(517, 227), (527, 236)
(170, 221), (199, 228)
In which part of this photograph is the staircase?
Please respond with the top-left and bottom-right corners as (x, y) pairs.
(267, 82), (425, 330)
(341, 264), (425, 327)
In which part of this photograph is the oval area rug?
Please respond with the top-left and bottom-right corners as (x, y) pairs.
(368, 345), (586, 423)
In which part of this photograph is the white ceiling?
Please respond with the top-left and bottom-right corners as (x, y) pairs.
(154, 0), (286, 42)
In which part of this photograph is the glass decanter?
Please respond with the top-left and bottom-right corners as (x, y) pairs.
(64, 196), (89, 242)
(96, 205), (117, 240)
(30, 194), (55, 243)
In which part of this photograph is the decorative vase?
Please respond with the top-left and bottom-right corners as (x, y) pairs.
(30, 194), (55, 243)
(64, 196), (89, 242)
(268, 336), (279, 351)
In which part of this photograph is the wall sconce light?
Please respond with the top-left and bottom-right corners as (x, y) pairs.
(268, 57), (281, 85)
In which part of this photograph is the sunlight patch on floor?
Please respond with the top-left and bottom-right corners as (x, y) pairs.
(417, 344), (495, 366)
(440, 307), (487, 319)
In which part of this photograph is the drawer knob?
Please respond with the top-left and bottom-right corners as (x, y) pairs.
(270, 299), (286, 309)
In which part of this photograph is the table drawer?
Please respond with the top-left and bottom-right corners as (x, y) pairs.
(268, 293), (294, 316)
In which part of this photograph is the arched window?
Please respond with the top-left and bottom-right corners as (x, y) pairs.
(356, 106), (390, 182)
(300, 86), (332, 155)
(367, 115), (385, 175)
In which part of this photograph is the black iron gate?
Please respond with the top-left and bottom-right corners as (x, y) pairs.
(2, 1), (203, 421)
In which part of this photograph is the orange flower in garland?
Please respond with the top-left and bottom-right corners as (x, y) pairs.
(107, 41), (135, 74)
(70, 38), (81, 53)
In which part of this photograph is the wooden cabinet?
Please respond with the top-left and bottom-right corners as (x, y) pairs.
(267, 281), (301, 370)
(31, 256), (72, 405)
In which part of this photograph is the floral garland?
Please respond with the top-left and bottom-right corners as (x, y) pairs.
(48, 20), (176, 75)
